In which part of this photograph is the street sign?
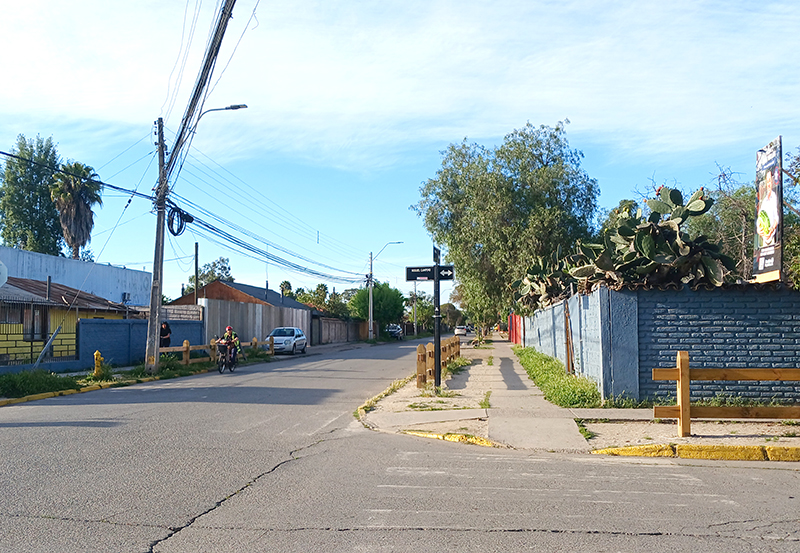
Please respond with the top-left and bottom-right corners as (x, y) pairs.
(406, 266), (435, 281)
(406, 265), (455, 281)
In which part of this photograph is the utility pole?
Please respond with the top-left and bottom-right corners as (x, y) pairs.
(142, 0), (239, 373)
(368, 251), (374, 340)
(145, 118), (167, 372)
(194, 242), (199, 305)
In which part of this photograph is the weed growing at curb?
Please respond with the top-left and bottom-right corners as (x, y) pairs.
(574, 419), (596, 440)
(354, 374), (415, 420)
(479, 391), (492, 409)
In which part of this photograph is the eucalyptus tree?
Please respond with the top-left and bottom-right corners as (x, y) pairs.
(414, 121), (599, 319)
(0, 134), (63, 254)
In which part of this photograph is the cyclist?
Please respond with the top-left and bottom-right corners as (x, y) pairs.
(221, 326), (241, 366)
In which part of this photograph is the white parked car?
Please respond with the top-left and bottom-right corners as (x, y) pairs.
(267, 327), (307, 355)
(454, 326), (467, 336)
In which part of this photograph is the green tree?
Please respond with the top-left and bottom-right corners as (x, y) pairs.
(0, 134), (63, 254)
(405, 291), (433, 330)
(279, 280), (293, 298)
(414, 121), (598, 322)
(349, 282), (405, 331)
(296, 284), (329, 310)
(185, 257), (234, 294)
(50, 161), (103, 259)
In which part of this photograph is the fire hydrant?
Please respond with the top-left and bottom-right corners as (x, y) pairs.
(94, 350), (104, 379)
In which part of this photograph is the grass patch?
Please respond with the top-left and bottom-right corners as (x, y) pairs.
(487, 356), (494, 366)
(513, 346), (601, 408)
(444, 356), (471, 378)
(479, 391), (492, 409)
(0, 370), (81, 398)
(602, 395), (654, 409)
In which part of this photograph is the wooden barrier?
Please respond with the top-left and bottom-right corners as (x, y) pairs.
(416, 337), (462, 388)
(416, 344), (427, 388)
(158, 336), (275, 366)
(653, 351), (800, 437)
(159, 340), (216, 365)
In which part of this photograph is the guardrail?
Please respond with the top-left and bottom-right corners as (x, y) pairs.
(416, 336), (461, 388)
(653, 351), (800, 436)
(159, 337), (276, 366)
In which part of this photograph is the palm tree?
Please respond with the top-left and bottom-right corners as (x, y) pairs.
(50, 162), (103, 259)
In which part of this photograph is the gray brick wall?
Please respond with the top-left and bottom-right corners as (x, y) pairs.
(637, 286), (800, 402)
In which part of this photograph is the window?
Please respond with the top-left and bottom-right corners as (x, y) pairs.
(23, 305), (49, 341)
(0, 304), (23, 324)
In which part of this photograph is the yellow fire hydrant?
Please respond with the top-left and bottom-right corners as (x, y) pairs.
(94, 350), (104, 379)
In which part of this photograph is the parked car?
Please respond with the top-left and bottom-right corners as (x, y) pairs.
(267, 327), (307, 354)
(454, 325), (467, 336)
(387, 324), (404, 340)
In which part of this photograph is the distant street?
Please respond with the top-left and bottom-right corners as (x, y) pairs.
(1, 341), (798, 552)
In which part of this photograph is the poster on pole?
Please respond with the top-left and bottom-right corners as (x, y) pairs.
(753, 136), (782, 282)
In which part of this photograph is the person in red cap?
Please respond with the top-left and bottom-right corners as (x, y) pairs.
(221, 325), (241, 366)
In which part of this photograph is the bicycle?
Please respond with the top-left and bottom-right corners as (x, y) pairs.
(215, 338), (237, 373)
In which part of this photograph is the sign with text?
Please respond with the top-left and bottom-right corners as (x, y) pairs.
(753, 136), (782, 282)
(406, 265), (455, 281)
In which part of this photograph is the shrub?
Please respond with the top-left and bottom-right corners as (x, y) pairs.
(0, 370), (81, 398)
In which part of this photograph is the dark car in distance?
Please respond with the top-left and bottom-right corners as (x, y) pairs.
(387, 324), (403, 340)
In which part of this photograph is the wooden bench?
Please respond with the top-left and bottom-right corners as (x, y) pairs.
(653, 351), (800, 436)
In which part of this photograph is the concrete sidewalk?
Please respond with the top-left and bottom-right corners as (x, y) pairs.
(362, 338), (800, 461)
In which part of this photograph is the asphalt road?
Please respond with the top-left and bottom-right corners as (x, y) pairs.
(1, 341), (798, 552)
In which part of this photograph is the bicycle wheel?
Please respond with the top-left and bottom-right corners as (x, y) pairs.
(218, 354), (225, 373)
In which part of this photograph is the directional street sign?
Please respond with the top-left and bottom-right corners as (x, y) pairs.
(406, 265), (455, 281)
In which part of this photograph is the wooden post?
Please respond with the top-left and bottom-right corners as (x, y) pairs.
(182, 339), (190, 366)
(426, 342), (435, 383)
(416, 344), (426, 388)
(269, 336), (274, 355)
(677, 350), (691, 437)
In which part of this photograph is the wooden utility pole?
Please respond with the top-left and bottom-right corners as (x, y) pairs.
(144, 118), (167, 372)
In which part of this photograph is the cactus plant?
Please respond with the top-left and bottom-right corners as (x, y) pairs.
(512, 186), (736, 309)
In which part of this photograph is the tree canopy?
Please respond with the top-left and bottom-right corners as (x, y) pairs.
(1, 134), (63, 255)
(414, 121), (599, 321)
(51, 161), (103, 259)
(349, 282), (405, 331)
(185, 257), (234, 294)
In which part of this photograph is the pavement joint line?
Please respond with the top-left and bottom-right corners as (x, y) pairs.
(592, 443), (800, 461)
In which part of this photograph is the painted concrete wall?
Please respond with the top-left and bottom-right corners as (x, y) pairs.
(637, 286), (800, 402)
(524, 285), (800, 402)
(0, 319), (203, 374)
(0, 246), (152, 305)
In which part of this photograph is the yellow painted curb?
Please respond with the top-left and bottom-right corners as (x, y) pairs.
(402, 430), (500, 448)
(592, 444), (675, 457)
(22, 392), (56, 401)
(593, 443), (800, 462)
(676, 444), (767, 461)
(765, 446), (800, 462)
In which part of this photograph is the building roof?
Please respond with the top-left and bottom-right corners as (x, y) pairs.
(0, 277), (129, 312)
(170, 279), (311, 311)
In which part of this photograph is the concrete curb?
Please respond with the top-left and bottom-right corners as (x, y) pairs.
(592, 443), (800, 461)
(401, 429), (503, 448)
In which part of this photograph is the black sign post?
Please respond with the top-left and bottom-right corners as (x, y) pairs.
(406, 250), (455, 390)
(433, 246), (441, 388)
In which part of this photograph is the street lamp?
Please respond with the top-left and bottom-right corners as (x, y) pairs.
(144, 104), (247, 374)
(368, 241), (402, 341)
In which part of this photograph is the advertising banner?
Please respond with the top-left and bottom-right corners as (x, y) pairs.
(753, 136), (783, 282)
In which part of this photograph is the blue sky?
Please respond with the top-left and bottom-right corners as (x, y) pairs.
(2, 1), (799, 303)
